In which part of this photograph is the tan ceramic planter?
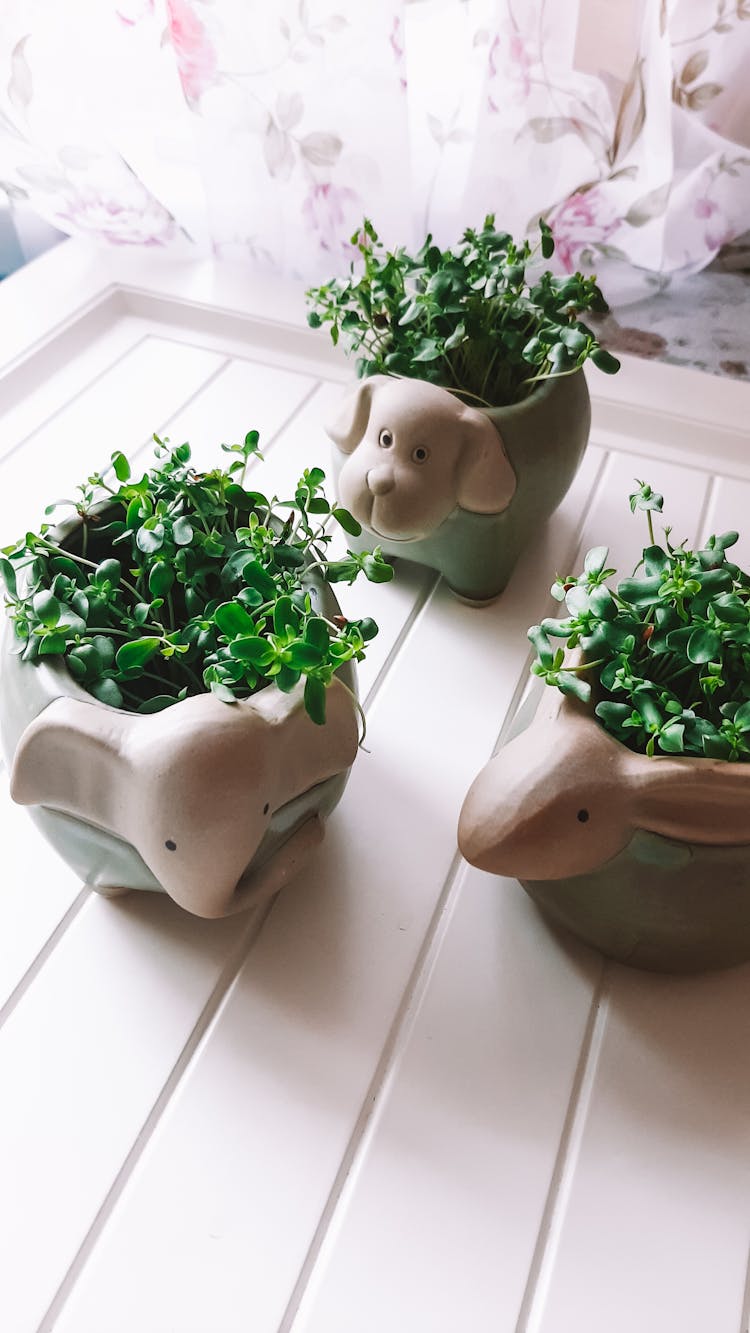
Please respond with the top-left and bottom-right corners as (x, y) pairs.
(326, 372), (590, 603)
(0, 533), (358, 919)
(458, 682), (750, 973)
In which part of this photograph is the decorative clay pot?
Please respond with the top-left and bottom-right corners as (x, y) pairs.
(0, 551), (358, 919)
(458, 681), (750, 973)
(326, 371), (590, 604)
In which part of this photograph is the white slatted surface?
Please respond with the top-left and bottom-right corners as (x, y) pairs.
(0, 242), (749, 1333)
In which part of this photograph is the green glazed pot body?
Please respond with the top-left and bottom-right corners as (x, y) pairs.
(505, 685), (750, 974)
(332, 370), (591, 603)
(523, 835), (750, 974)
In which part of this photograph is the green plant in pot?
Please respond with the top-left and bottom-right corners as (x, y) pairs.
(458, 482), (750, 973)
(307, 216), (620, 603)
(0, 433), (392, 919)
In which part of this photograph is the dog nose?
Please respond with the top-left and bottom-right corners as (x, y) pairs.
(366, 465), (395, 496)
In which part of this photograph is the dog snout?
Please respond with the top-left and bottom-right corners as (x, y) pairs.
(366, 464), (396, 496)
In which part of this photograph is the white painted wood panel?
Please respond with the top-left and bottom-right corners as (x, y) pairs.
(284, 453), (713, 1333)
(0, 242), (747, 1333)
(50, 451), (604, 1333)
(0, 776), (84, 1011)
(0, 336), (226, 545)
(0, 328), (432, 1333)
(0, 312), (147, 465)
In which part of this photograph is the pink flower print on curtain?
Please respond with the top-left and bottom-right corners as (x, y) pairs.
(547, 189), (620, 273)
(55, 188), (178, 246)
(302, 182), (361, 257)
(166, 0), (217, 107)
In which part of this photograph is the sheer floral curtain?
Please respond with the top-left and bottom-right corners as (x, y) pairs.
(0, 0), (748, 300)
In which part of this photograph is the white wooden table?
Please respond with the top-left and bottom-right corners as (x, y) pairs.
(2, 240), (750, 1333)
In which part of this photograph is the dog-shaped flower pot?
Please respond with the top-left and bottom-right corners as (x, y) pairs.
(458, 682), (750, 973)
(326, 372), (590, 604)
(0, 585), (358, 920)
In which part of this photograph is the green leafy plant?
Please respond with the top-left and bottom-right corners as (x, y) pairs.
(528, 482), (750, 761)
(0, 433), (394, 727)
(306, 215), (620, 407)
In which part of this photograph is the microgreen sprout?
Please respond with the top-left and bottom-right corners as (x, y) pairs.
(0, 434), (393, 727)
(529, 486), (750, 760)
(306, 215), (620, 407)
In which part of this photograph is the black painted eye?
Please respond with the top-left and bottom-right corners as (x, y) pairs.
(379, 428), (394, 449)
(577, 809), (590, 823)
(411, 445), (430, 464)
(165, 839), (177, 851)
(263, 803), (270, 815)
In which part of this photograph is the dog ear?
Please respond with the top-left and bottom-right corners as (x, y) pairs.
(456, 408), (517, 515)
(324, 375), (389, 454)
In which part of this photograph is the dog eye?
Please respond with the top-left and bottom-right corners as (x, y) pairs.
(379, 428), (394, 449)
(411, 446), (430, 464)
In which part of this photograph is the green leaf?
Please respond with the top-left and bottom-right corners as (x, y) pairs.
(528, 624), (553, 666)
(616, 574), (663, 609)
(273, 595), (300, 636)
(411, 339), (442, 363)
(305, 617), (330, 651)
(687, 626), (721, 664)
(235, 559), (276, 600)
(149, 562), (175, 598)
(229, 636), (276, 667)
(173, 517), (194, 546)
(32, 590), (61, 627)
(214, 601), (257, 637)
(95, 558), (122, 587)
(362, 553), (394, 583)
(115, 637), (161, 671)
(332, 507), (362, 537)
(274, 664), (301, 692)
(38, 632), (67, 655)
(557, 671), (591, 703)
(138, 694), (179, 714)
(136, 523), (165, 555)
(0, 557), (17, 596)
(208, 682), (238, 704)
(90, 677), (124, 708)
(590, 347), (621, 374)
(643, 545), (669, 576)
(304, 675), (327, 725)
(658, 723), (685, 754)
(286, 641), (324, 669)
(111, 451), (131, 482)
(273, 544), (306, 569)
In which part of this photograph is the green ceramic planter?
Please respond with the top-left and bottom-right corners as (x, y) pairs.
(327, 370), (590, 603)
(0, 516), (358, 918)
(458, 682), (750, 974)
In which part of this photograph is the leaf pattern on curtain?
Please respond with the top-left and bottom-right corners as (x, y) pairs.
(0, 0), (747, 298)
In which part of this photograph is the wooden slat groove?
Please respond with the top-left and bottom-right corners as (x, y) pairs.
(0, 332), (151, 470)
(0, 886), (90, 1037)
(277, 854), (470, 1333)
(280, 449), (611, 1333)
(514, 971), (609, 1333)
(35, 896), (277, 1333)
(34, 540), (432, 1333)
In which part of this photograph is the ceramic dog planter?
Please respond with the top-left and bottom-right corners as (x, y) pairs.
(0, 579), (359, 921)
(458, 682), (750, 973)
(326, 371), (590, 603)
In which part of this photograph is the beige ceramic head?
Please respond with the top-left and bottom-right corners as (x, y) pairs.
(458, 684), (750, 881)
(10, 679), (358, 918)
(326, 375), (517, 542)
